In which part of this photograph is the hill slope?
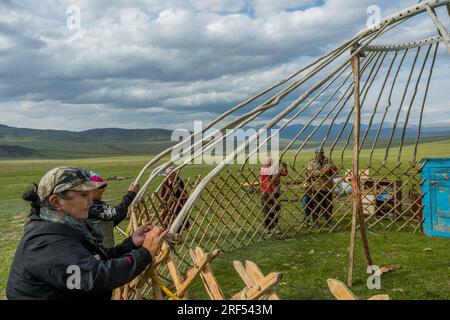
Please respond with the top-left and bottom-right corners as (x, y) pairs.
(0, 123), (449, 159)
(0, 145), (36, 157)
(0, 124), (172, 142)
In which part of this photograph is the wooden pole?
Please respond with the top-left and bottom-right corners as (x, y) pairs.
(348, 44), (361, 286)
(353, 49), (373, 268)
(348, 44), (373, 287)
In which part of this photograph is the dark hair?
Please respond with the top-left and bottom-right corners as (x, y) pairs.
(23, 184), (73, 216)
(22, 184), (42, 216)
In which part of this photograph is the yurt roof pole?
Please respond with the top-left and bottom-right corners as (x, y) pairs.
(397, 44), (434, 163)
(356, 0), (450, 37)
(131, 32), (362, 186)
(337, 51), (388, 163)
(361, 52), (399, 155)
(183, 30), (393, 179)
(425, 3), (450, 53)
(130, 0), (450, 205)
(240, 53), (376, 169)
(131, 32), (365, 206)
(169, 23), (390, 235)
(366, 33), (448, 52)
(158, 38), (358, 191)
(384, 47), (422, 162)
(369, 49), (409, 163)
(413, 43), (439, 163)
(165, 2), (450, 191)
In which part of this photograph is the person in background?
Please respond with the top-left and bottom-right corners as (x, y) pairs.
(88, 172), (140, 248)
(160, 166), (190, 232)
(302, 175), (351, 226)
(260, 157), (288, 234)
(7, 166), (166, 300)
(305, 148), (338, 227)
(301, 193), (313, 226)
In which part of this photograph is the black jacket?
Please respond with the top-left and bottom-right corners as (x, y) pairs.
(89, 191), (136, 226)
(88, 191), (136, 248)
(6, 214), (151, 300)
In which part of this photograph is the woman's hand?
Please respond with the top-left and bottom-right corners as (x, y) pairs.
(142, 227), (168, 257)
(131, 222), (153, 247)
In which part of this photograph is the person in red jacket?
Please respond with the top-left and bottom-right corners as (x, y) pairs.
(260, 157), (288, 234)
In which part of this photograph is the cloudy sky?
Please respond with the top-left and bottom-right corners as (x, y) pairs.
(0, 0), (449, 131)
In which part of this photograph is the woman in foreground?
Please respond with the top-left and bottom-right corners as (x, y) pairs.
(6, 166), (166, 300)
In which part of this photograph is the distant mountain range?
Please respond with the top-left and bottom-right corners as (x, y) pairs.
(276, 123), (450, 141)
(0, 123), (449, 158)
(2, 123), (448, 142)
(0, 124), (175, 158)
(0, 124), (172, 142)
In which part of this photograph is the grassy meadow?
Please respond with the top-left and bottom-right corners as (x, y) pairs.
(0, 138), (449, 300)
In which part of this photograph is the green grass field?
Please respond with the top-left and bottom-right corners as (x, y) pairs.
(0, 139), (449, 300)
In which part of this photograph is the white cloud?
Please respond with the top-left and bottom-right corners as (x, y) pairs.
(252, 0), (314, 17)
(0, 0), (448, 131)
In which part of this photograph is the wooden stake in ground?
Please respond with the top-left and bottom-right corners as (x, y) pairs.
(190, 247), (225, 300)
(232, 260), (282, 300)
(233, 261), (280, 300)
(327, 278), (389, 300)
